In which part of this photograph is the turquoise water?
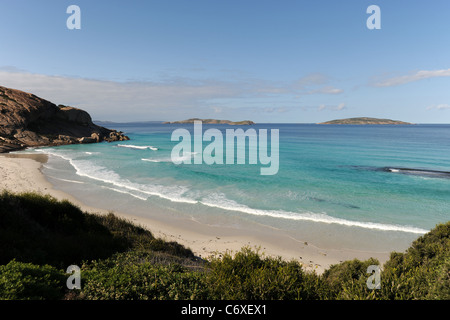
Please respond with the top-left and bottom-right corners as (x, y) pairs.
(26, 123), (449, 248)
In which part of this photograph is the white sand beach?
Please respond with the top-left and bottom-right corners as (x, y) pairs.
(0, 153), (392, 273)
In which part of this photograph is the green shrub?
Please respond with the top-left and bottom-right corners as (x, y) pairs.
(1, 192), (448, 300)
(78, 251), (206, 300)
(0, 192), (194, 269)
(94, 212), (194, 258)
(319, 222), (450, 300)
(319, 258), (381, 300)
(204, 247), (320, 300)
(0, 191), (126, 268)
(0, 260), (66, 300)
(380, 222), (450, 300)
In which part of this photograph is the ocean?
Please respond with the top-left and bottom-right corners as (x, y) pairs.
(22, 123), (450, 253)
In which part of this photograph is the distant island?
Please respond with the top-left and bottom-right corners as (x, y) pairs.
(318, 117), (413, 125)
(164, 118), (255, 125)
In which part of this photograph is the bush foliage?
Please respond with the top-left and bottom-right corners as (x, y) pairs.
(0, 191), (193, 269)
(0, 260), (66, 300)
(0, 192), (448, 300)
(204, 247), (321, 300)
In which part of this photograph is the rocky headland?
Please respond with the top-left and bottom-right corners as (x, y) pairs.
(0, 85), (129, 153)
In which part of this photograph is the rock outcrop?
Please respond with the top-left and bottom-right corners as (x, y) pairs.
(0, 85), (129, 153)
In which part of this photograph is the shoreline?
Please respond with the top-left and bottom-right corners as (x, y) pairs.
(0, 153), (395, 273)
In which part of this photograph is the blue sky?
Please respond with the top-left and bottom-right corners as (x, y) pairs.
(1, 0), (449, 123)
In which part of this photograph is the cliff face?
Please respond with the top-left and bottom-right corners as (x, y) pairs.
(0, 86), (129, 153)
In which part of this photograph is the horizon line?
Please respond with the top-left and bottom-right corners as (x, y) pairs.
(93, 120), (449, 125)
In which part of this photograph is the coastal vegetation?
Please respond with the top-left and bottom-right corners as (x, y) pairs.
(0, 191), (448, 300)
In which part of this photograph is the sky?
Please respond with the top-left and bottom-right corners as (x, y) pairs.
(0, 0), (449, 123)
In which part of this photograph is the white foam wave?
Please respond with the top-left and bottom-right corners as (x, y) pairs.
(142, 158), (163, 163)
(47, 176), (85, 184)
(117, 144), (158, 151)
(142, 152), (199, 164)
(43, 150), (197, 204)
(172, 152), (199, 163)
(37, 148), (429, 235)
(118, 182), (198, 204)
(199, 193), (428, 234)
(100, 186), (148, 201)
(36, 148), (74, 163)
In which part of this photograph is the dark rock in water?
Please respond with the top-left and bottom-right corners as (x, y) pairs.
(0, 85), (129, 153)
(382, 167), (450, 179)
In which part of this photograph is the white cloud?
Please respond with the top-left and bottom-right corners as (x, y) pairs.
(307, 86), (344, 95)
(336, 103), (346, 110)
(0, 70), (249, 121)
(0, 69), (345, 121)
(426, 104), (450, 110)
(295, 73), (329, 87)
(317, 103), (346, 111)
(293, 73), (343, 95)
(374, 68), (450, 87)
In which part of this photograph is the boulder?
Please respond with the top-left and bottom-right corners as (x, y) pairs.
(90, 132), (102, 142)
(107, 131), (130, 142)
(78, 137), (97, 144)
